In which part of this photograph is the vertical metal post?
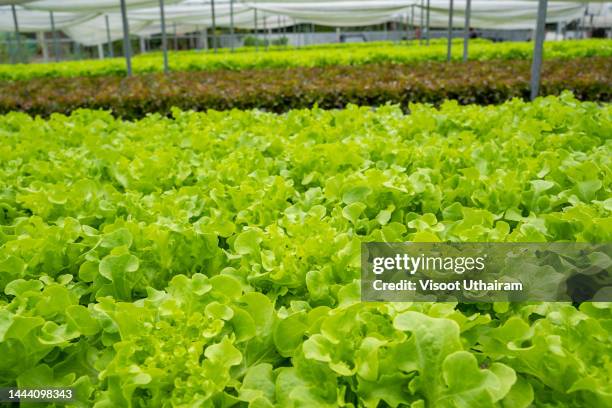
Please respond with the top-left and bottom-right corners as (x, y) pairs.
(98, 43), (104, 59)
(139, 36), (146, 53)
(50, 11), (61, 62)
(75, 42), (82, 60)
(426, 0), (430, 45)
(281, 17), (287, 46)
(447, 0), (454, 61)
(210, 0), (217, 53)
(254, 9), (259, 52)
(393, 20), (398, 43)
(202, 27), (208, 50)
(119, 0), (132, 76)
(311, 23), (315, 45)
(159, 0), (168, 73)
(39, 32), (49, 62)
(463, 0), (471, 62)
(105, 14), (114, 58)
(230, 0), (235, 52)
(530, 0), (548, 100)
(173, 22), (178, 50)
(581, 7), (586, 39)
(11, 4), (22, 64)
(264, 14), (268, 50)
(562, 21), (567, 40)
(419, 0), (424, 45)
(410, 5), (415, 41)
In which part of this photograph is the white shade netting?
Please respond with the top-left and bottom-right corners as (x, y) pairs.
(22, 0), (182, 12)
(0, 5), (92, 32)
(59, 3), (293, 43)
(0, 0), (34, 5)
(240, 0), (593, 27)
(411, 1), (589, 29)
(60, 14), (151, 46)
(0, 0), (608, 45)
(127, 2), (271, 25)
(240, 1), (415, 26)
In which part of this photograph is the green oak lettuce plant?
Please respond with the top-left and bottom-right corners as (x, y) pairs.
(0, 93), (610, 406)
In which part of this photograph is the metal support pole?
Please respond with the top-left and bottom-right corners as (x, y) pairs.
(254, 9), (259, 51)
(447, 0), (454, 61)
(268, 21), (273, 48)
(562, 21), (567, 40)
(159, 0), (168, 73)
(426, 0), (431, 45)
(202, 27), (208, 50)
(393, 20), (398, 43)
(173, 22), (178, 50)
(420, 0), (424, 45)
(581, 8), (586, 39)
(119, 0), (132, 76)
(139, 36), (146, 53)
(410, 5), (415, 41)
(463, 0), (471, 62)
(50, 11), (60, 62)
(98, 43), (104, 59)
(39, 32), (49, 62)
(105, 14), (114, 58)
(264, 14), (268, 50)
(230, 0), (235, 52)
(281, 17), (287, 46)
(311, 23), (315, 45)
(530, 0), (548, 100)
(210, 0), (217, 53)
(11, 4), (22, 64)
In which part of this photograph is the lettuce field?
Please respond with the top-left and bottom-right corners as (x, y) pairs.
(0, 39), (610, 81)
(0, 93), (611, 407)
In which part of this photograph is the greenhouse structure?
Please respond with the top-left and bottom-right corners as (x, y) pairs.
(0, 1), (610, 407)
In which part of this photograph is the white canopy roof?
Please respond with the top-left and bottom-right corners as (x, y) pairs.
(60, 13), (151, 46)
(0, 0), (608, 45)
(0, 6), (92, 31)
(418, 1), (588, 29)
(22, 0), (180, 12)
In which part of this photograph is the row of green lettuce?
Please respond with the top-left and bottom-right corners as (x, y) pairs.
(0, 38), (610, 81)
(0, 93), (611, 407)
